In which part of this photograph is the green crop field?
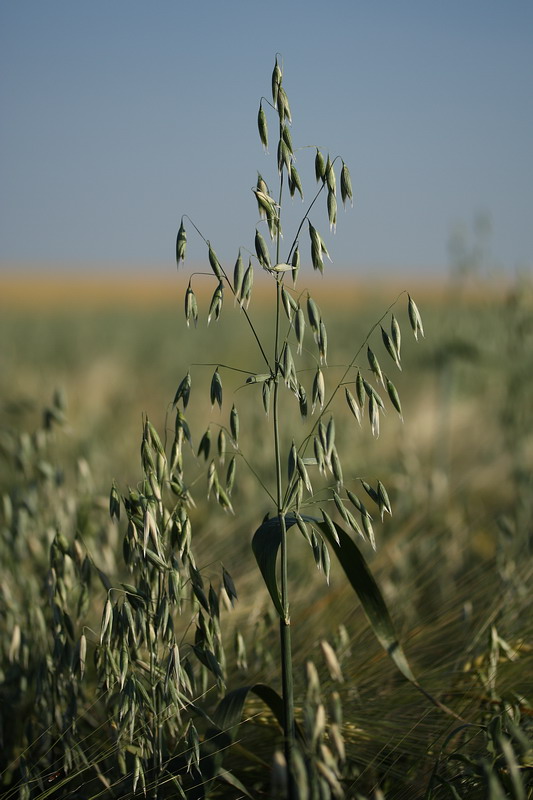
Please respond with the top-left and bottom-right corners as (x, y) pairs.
(1, 272), (531, 799)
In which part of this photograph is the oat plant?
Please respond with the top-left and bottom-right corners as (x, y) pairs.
(172, 56), (429, 797)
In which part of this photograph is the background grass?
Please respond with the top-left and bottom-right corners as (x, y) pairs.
(1, 272), (532, 797)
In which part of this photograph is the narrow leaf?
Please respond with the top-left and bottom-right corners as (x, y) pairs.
(315, 519), (416, 682)
(251, 516), (285, 618)
(213, 682), (303, 743)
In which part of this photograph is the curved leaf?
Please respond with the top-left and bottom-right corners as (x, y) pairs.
(315, 518), (416, 683)
(200, 682), (303, 796)
(253, 513), (415, 683)
(213, 682), (304, 743)
(217, 769), (255, 798)
(251, 515), (290, 618)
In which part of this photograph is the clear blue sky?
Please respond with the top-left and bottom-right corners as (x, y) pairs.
(1, 0), (532, 276)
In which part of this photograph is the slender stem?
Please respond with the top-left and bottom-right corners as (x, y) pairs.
(238, 296), (273, 374)
(273, 142), (297, 799)
(273, 374), (296, 798)
(234, 449), (277, 505)
(149, 574), (160, 799)
(189, 361), (257, 375)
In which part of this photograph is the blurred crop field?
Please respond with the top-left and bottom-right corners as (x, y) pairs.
(2, 272), (529, 517)
(1, 270), (532, 797)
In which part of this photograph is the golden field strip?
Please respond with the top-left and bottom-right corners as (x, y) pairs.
(0, 268), (510, 310)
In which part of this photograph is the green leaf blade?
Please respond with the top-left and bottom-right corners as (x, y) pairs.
(315, 518), (416, 683)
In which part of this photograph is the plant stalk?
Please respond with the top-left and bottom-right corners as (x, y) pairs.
(274, 272), (296, 798)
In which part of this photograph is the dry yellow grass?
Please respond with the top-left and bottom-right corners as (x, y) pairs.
(1, 270), (180, 309)
(0, 267), (509, 310)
